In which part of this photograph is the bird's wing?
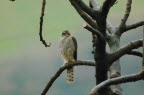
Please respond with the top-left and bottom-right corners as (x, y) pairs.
(71, 36), (78, 60)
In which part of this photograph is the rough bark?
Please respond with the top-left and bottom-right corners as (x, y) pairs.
(107, 33), (122, 95)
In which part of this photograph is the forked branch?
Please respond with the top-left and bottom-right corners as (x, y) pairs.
(41, 60), (95, 95)
(117, 0), (144, 35)
(89, 0), (116, 34)
(109, 39), (143, 65)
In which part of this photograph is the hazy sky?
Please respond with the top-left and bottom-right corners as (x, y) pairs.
(0, 0), (143, 95)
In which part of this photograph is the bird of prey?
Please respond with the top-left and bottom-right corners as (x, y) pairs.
(59, 30), (77, 83)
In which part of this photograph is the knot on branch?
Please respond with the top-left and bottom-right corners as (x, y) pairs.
(110, 72), (121, 78)
(111, 89), (122, 95)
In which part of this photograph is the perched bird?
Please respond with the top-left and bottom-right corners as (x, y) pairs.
(59, 30), (77, 83)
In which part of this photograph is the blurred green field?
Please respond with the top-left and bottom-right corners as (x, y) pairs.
(0, 0), (143, 56)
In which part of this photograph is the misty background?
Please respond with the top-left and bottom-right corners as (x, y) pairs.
(0, 0), (143, 95)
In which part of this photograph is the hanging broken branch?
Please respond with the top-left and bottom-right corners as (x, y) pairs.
(39, 0), (51, 47)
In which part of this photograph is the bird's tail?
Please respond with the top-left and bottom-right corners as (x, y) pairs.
(66, 67), (74, 83)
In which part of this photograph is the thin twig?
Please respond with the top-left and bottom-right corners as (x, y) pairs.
(124, 21), (144, 32)
(119, 0), (132, 28)
(127, 51), (143, 57)
(39, 0), (51, 47)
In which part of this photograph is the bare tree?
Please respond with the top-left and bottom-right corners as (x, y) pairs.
(40, 0), (144, 95)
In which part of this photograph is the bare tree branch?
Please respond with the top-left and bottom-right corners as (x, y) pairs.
(39, 0), (51, 47)
(124, 21), (144, 31)
(127, 51), (143, 57)
(117, 0), (144, 35)
(70, 1), (97, 29)
(89, 0), (116, 34)
(119, 0), (132, 28)
(84, 24), (105, 42)
(69, 0), (95, 17)
(41, 60), (95, 95)
(109, 39), (143, 65)
(102, 0), (117, 16)
(90, 71), (144, 95)
(117, 21), (144, 35)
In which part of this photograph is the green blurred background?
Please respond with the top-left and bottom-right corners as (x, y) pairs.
(0, 0), (143, 95)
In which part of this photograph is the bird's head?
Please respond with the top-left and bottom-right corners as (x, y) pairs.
(62, 30), (71, 37)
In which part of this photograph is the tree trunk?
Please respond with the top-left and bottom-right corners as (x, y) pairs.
(108, 34), (122, 95)
(94, 17), (110, 95)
